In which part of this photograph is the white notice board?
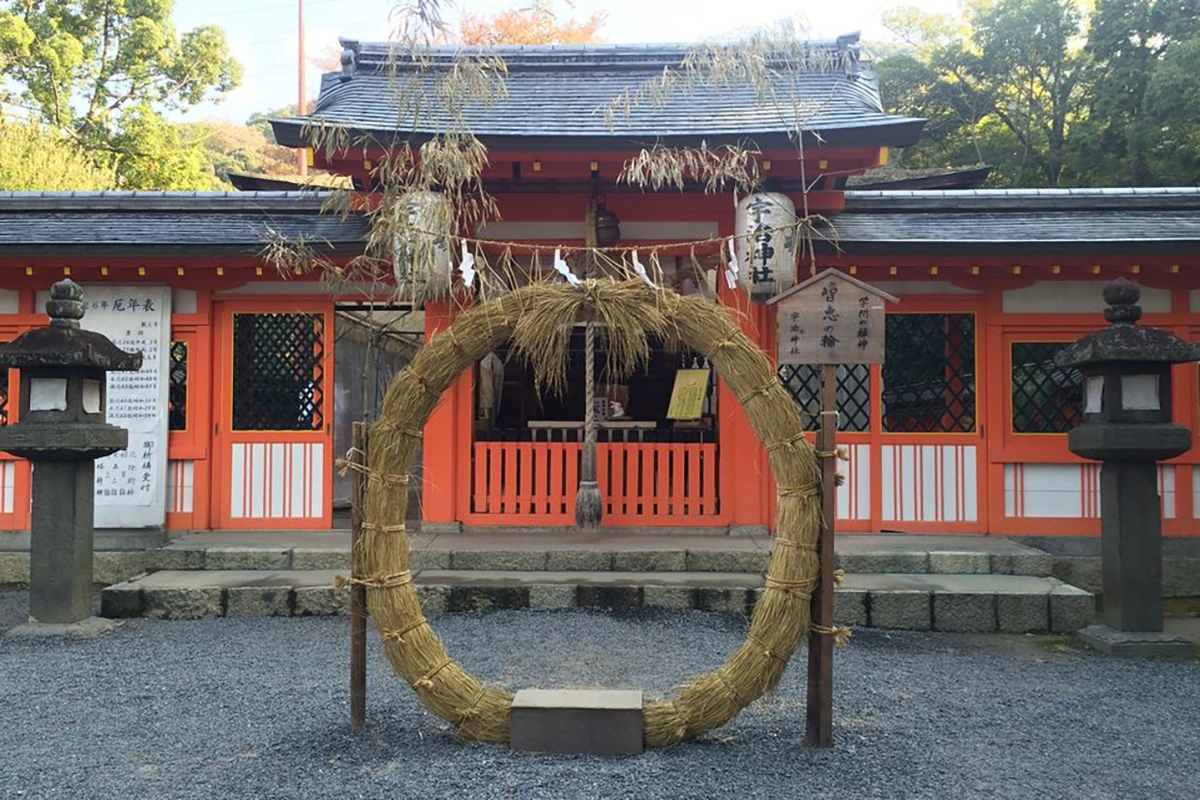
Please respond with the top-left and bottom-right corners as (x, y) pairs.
(79, 286), (172, 529)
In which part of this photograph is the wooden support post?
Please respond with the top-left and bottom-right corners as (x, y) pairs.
(805, 363), (836, 748)
(349, 422), (368, 731)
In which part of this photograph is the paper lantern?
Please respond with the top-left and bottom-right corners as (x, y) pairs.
(735, 192), (798, 301)
(393, 190), (453, 301)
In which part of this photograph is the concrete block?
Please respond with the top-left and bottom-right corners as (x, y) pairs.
(991, 552), (1053, 577)
(643, 585), (695, 610)
(576, 585), (643, 610)
(203, 547), (290, 571)
(833, 588), (868, 627)
(869, 590), (931, 631)
(100, 585), (143, 618)
(996, 592), (1049, 633)
(447, 586), (530, 612)
(612, 550), (687, 572)
(840, 552), (930, 574)
(933, 592), (997, 632)
(93, 552), (147, 585)
(293, 586), (348, 616)
(694, 587), (757, 615)
(929, 552), (991, 575)
(449, 550), (547, 571)
(0, 552), (29, 584)
(511, 689), (643, 756)
(529, 583), (576, 610)
(545, 550), (613, 571)
(143, 587), (223, 620)
(144, 548), (204, 571)
(1164, 558), (1200, 598)
(415, 585), (448, 615)
(226, 586), (292, 617)
(1050, 585), (1095, 633)
(686, 550), (769, 574)
(1051, 557), (1102, 594)
(410, 548), (451, 571)
(290, 549), (350, 571)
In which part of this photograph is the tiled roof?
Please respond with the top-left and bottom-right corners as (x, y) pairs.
(272, 36), (924, 150)
(0, 192), (368, 254)
(831, 188), (1200, 252)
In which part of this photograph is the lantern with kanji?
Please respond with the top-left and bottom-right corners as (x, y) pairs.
(393, 190), (454, 302)
(735, 191), (798, 301)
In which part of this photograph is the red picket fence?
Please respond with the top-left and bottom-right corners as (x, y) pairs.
(466, 441), (722, 526)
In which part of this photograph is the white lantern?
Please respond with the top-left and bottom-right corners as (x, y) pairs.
(735, 192), (798, 301)
(393, 190), (453, 301)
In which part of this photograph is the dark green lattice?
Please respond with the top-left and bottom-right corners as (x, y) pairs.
(1011, 342), (1082, 433)
(232, 313), (325, 432)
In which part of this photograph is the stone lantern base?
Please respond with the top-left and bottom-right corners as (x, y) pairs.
(6, 617), (122, 640)
(1078, 625), (1195, 659)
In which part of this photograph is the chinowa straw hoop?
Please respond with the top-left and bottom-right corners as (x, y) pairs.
(357, 279), (822, 746)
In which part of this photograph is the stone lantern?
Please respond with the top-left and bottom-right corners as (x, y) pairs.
(1056, 278), (1200, 657)
(0, 280), (141, 634)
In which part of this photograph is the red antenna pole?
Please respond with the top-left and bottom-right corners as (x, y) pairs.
(297, 0), (308, 176)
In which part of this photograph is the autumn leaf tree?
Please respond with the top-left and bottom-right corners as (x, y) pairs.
(459, 0), (606, 45)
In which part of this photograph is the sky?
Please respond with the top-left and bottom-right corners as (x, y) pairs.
(174, 0), (961, 124)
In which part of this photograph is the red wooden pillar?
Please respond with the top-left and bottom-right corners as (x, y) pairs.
(718, 286), (773, 531)
(421, 301), (473, 526)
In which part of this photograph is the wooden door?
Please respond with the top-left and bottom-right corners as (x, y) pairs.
(875, 300), (987, 532)
(212, 300), (334, 529)
(0, 325), (31, 531)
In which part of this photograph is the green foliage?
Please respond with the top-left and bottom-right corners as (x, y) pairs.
(0, 116), (116, 189)
(180, 117), (299, 188)
(0, 0), (242, 189)
(876, 0), (1200, 187)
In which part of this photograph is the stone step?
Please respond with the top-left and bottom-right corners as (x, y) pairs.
(99, 569), (1093, 634)
(136, 533), (1054, 577)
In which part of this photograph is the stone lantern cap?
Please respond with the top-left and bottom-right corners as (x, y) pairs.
(0, 279), (141, 372)
(1055, 278), (1200, 368)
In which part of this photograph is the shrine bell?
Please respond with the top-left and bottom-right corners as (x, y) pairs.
(0, 279), (141, 628)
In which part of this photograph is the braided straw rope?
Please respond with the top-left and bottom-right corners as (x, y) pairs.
(358, 280), (822, 746)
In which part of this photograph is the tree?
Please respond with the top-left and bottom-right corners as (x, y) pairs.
(0, 116), (116, 190)
(876, 0), (1200, 187)
(459, 0), (606, 45)
(180, 119), (298, 188)
(1079, 0), (1200, 184)
(0, 0), (242, 189)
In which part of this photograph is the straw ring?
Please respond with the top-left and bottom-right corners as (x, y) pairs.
(361, 280), (820, 748)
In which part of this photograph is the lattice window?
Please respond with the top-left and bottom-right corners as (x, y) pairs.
(232, 313), (325, 432)
(168, 341), (188, 431)
(778, 364), (870, 432)
(882, 313), (976, 433)
(1011, 342), (1083, 433)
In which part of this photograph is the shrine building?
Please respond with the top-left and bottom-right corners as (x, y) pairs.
(0, 35), (1199, 542)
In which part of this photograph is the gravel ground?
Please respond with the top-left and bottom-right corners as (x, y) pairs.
(1, 589), (1199, 800)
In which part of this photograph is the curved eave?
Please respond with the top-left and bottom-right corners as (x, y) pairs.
(270, 117), (926, 153)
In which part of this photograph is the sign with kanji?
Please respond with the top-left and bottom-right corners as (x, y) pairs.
(667, 368), (710, 420)
(45, 285), (173, 528)
(767, 269), (897, 365)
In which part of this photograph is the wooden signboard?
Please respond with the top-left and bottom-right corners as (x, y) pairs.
(768, 269), (897, 366)
(766, 269), (896, 750)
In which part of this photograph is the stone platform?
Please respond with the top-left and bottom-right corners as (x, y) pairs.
(99, 567), (1094, 633)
